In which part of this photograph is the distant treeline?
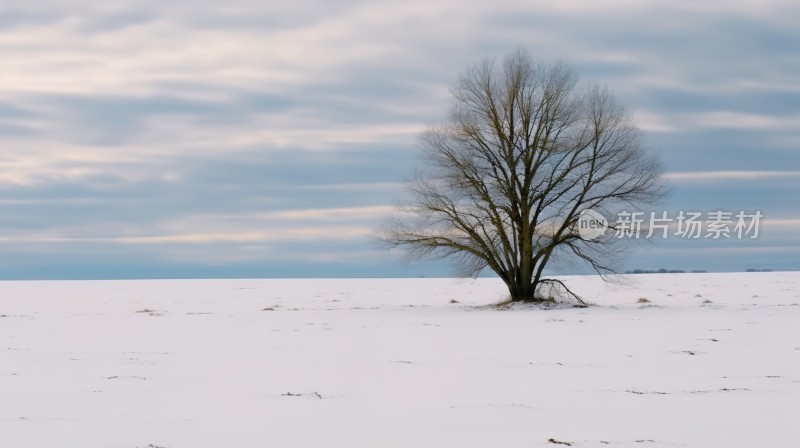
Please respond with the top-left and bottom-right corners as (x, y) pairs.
(625, 269), (705, 274)
(625, 268), (772, 274)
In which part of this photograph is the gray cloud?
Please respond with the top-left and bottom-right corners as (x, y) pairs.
(1, 0), (799, 278)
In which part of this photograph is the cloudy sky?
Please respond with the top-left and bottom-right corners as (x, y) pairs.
(1, 0), (798, 279)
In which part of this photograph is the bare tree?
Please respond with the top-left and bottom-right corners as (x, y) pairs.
(378, 49), (664, 304)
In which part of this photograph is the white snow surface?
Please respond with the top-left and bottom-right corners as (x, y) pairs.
(1, 272), (798, 447)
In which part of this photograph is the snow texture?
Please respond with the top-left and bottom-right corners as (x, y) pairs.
(1, 273), (798, 447)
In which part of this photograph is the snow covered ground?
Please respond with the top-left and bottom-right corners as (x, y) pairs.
(0, 272), (798, 447)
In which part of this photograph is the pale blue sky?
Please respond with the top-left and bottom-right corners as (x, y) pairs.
(0, 0), (799, 279)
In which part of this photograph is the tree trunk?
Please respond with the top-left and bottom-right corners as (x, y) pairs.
(508, 270), (537, 302)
